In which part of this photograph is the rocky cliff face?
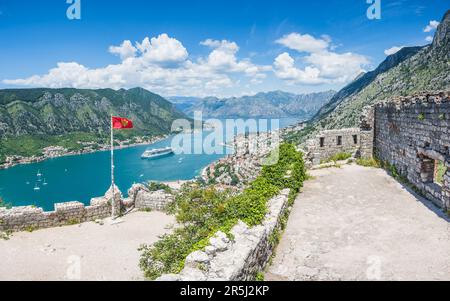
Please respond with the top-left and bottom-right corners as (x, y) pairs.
(290, 9), (450, 144)
(0, 87), (186, 138)
(433, 10), (450, 48)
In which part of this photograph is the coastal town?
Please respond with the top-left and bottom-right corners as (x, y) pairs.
(0, 135), (167, 170)
(202, 131), (281, 188)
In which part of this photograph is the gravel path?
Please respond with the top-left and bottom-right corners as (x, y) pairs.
(266, 164), (450, 281)
(0, 211), (175, 281)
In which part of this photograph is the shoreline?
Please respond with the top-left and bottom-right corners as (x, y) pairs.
(0, 135), (169, 171)
(0, 129), (284, 212)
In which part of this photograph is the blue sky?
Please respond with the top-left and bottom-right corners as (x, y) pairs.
(0, 0), (447, 97)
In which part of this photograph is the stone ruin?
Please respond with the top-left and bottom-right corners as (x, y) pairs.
(304, 91), (449, 210)
(0, 183), (175, 233)
(372, 92), (450, 210)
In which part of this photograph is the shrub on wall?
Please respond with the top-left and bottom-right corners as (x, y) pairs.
(139, 143), (306, 280)
(147, 182), (172, 193)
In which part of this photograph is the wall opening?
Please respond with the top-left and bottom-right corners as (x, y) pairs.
(434, 160), (447, 187)
(337, 136), (342, 146)
(418, 155), (447, 208)
(320, 137), (325, 147)
(353, 135), (358, 145)
(420, 157), (436, 184)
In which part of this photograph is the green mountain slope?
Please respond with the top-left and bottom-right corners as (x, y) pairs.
(170, 90), (335, 119)
(288, 9), (450, 144)
(0, 87), (187, 162)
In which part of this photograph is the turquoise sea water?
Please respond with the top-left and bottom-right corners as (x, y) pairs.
(0, 118), (302, 211)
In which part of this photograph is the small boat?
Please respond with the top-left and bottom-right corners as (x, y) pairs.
(141, 147), (174, 159)
(34, 184), (40, 191)
(43, 179), (48, 186)
(37, 170), (43, 177)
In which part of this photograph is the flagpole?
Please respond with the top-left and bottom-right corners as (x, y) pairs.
(111, 115), (115, 217)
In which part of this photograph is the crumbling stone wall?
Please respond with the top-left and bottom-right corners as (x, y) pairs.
(157, 189), (290, 281)
(373, 92), (450, 209)
(305, 128), (361, 165)
(360, 106), (375, 159)
(0, 186), (121, 232)
(0, 182), (176, 233)
(127, 184), (174, 211)
(0, 197), (111, 232)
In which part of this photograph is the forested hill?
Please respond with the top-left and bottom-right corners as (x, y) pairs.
(0, 87), (187, 162)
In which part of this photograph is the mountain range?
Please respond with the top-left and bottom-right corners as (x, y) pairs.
(288, 9), (450, 143)
(0, 87), (186, 162)
(169, 90), (335, 119)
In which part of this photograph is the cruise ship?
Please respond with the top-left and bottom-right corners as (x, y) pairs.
(141, 147), (174, 159)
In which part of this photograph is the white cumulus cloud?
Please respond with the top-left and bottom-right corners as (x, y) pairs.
(109, 40), (137, 60)
(276, 33), (329, 53)
(274, 52), (323, 84)
(425, 36), (434, 43)
(273, 32), (369, 85)
(384, 46), (404, 56)
(423, 20), (440, 33)
(200, 39), (271, 76)
(135, 34), (188, 66)
(3, 34), (271, 97)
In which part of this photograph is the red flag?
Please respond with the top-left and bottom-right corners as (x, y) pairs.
(112, 116), (133, 129)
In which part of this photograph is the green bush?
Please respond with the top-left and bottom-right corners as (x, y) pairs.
(139, 143), (306, 280)
(147, 182), (172, 193)
(435, 161), (446, 186)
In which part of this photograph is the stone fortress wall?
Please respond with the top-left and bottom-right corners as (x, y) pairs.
(305, 128), (362, 165)
(371, 92), (450, 209)
(306, 91), (449, 210)
(0, 183), (173, 232)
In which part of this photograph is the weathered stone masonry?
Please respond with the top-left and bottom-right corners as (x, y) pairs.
(371, 92), (450, 210)
(0, 186), (120, 232)
(0, 184), (174, 232)
(302, 92), (449, 210)
(157, 189), (291, 281)
(306, 128), (361, 165)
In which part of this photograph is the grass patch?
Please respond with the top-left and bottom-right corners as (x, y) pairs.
(356, 157), (381, 168)
(24, 225), (37, 233)
(66, 218), (81, 226)
(255, 272), (265, 281)
(139, 144), (306, 280)
(321, 152), (352, 164)
(435, 161), (446, 186)
(140, 208), (153, 213)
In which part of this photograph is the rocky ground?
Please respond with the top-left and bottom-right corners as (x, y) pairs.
(266, 164), (450, 281)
